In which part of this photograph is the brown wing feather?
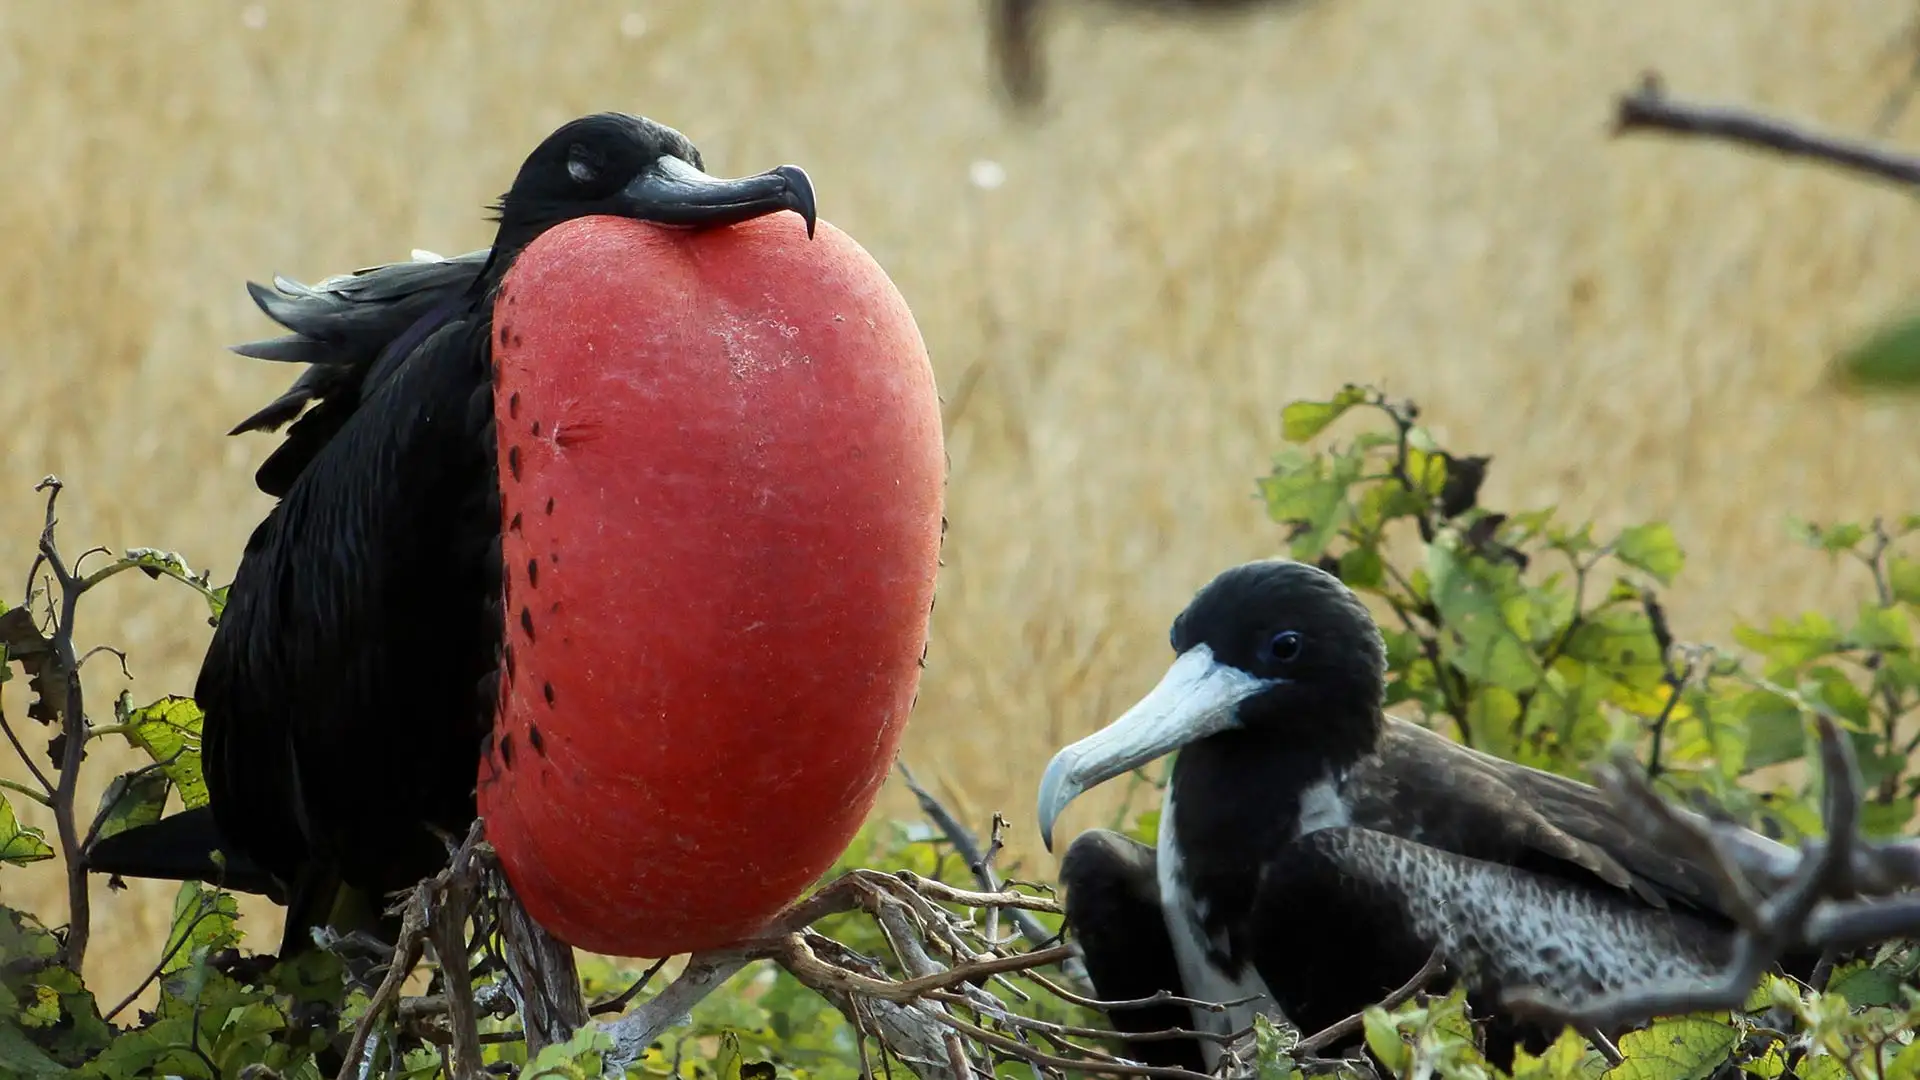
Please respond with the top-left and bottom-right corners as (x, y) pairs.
(1344, 719), (1778, 921)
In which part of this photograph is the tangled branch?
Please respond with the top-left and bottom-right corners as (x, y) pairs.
(896, 761), (1080, 970)
(596, 867), (1231, 1080)
(1503, 713), (1920, 1031)
(336, 821), (1248, 1080)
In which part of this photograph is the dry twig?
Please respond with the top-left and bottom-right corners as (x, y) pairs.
(1614, 72), (1920, 188)
(898, 762), (1071, 962)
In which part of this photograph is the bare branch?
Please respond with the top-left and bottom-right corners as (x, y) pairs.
(1614, 72), (1920, 188)
(76, 644), (131, 679)
(30, 475), (96, 971)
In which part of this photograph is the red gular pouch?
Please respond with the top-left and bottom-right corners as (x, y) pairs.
(478, 212), (945, 958)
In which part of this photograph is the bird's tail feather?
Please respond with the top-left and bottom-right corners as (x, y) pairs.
(81, 806), (285, 900)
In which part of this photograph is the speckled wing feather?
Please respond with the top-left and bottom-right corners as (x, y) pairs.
(1245, 825), (1734, 1046)
(1350, 719), (1789, 920)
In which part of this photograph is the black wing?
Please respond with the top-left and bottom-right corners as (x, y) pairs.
(200, 255), (503, 905)
(228, 250), (491, 496)
(1058, 829), (1209, 1071)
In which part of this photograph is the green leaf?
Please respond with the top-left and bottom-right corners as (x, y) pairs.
(1354, 480), (1429, 532)
(1793, 520), (1866, 553)
(1251, 1014), (1304, 1080)
(1797, 1052), (1854, 1080)
(1825, 958), (1906, 1007)
(1427, 538), (1542, 692)
(22, 984), (59, 1028)
(1890, 556), (1920, 607)
(1849, 602), (1914, 651)
(1279, 386), (1367, 443)
(1362, 1006), (1409, 1075)
(0, 909), (111, 1067)
(1603, 1015), (1737, 1080)
(1406, 446), (1450, 500)
(1260, 447), (1365, 561)
(1741, 1044), (1787, 1079)
(1339, 545), (1385, 591)
(1615, 523), (1685, 585)
(715, 1029), (746, 1080)
(88, 768), (171, 845)
(1734, 613), (1844, 673)
(1831, 308), (1920, 392)
(0, 1023), (67, 1079)
(1801, 667), (1874, 730)
(1737, 694), (1807, 772)
(0, 791), (53, 866)
(1862, 796), (1915, 838)
(116, 695), (208, 810)
(522, 1026), (614, 1079)
(158, 882), (241, 988)
(1560, 604), (1667, 694)
(1126, 808), (1160, 846)
(1512, 1026), (1609, 1080)
(1466, 686), (1523, 755)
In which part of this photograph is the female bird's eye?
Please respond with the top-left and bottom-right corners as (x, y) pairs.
(1265, 630), (1303, 665)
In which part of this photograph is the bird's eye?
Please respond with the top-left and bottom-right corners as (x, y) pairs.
(566, 144), (599, 185)
(1265, 630), (1303, 665)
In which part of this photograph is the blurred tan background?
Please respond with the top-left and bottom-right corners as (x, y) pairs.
(7, 0), (1920, 1005)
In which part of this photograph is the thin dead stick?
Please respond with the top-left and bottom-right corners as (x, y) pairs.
(1614, 72), (1920, 188)
(887, 870), (1063, 913)
(426, 824), (486, 1080)
(925, 988), (1243, 1047)
(337, 892), (430, 1080)
(1022, 968), (1262, 1015)
(933, 1008), (1217, 1080)
(897, 763), (1062, 954)
(588, 955), (672, 1016)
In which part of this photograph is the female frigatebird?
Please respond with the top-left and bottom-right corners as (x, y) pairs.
(85, 112), (947, 962)
(1036, 559), (1819, 1069)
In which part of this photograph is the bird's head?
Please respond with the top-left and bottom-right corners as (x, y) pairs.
(1036, 559), (1388, 850)
(487, 112), (816, 257)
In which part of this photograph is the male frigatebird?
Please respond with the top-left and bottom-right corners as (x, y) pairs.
(1036, 559), (1817, 1070)
(84, 112), (947, 962)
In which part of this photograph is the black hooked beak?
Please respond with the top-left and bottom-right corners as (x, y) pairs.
(621, 156), (817, 239)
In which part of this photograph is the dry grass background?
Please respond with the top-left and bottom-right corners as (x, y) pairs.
(7, 0), (1920, 1006)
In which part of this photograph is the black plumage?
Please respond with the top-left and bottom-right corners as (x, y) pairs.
(82, 113), (816, 959)
(1037, 558), (1815, 1068)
